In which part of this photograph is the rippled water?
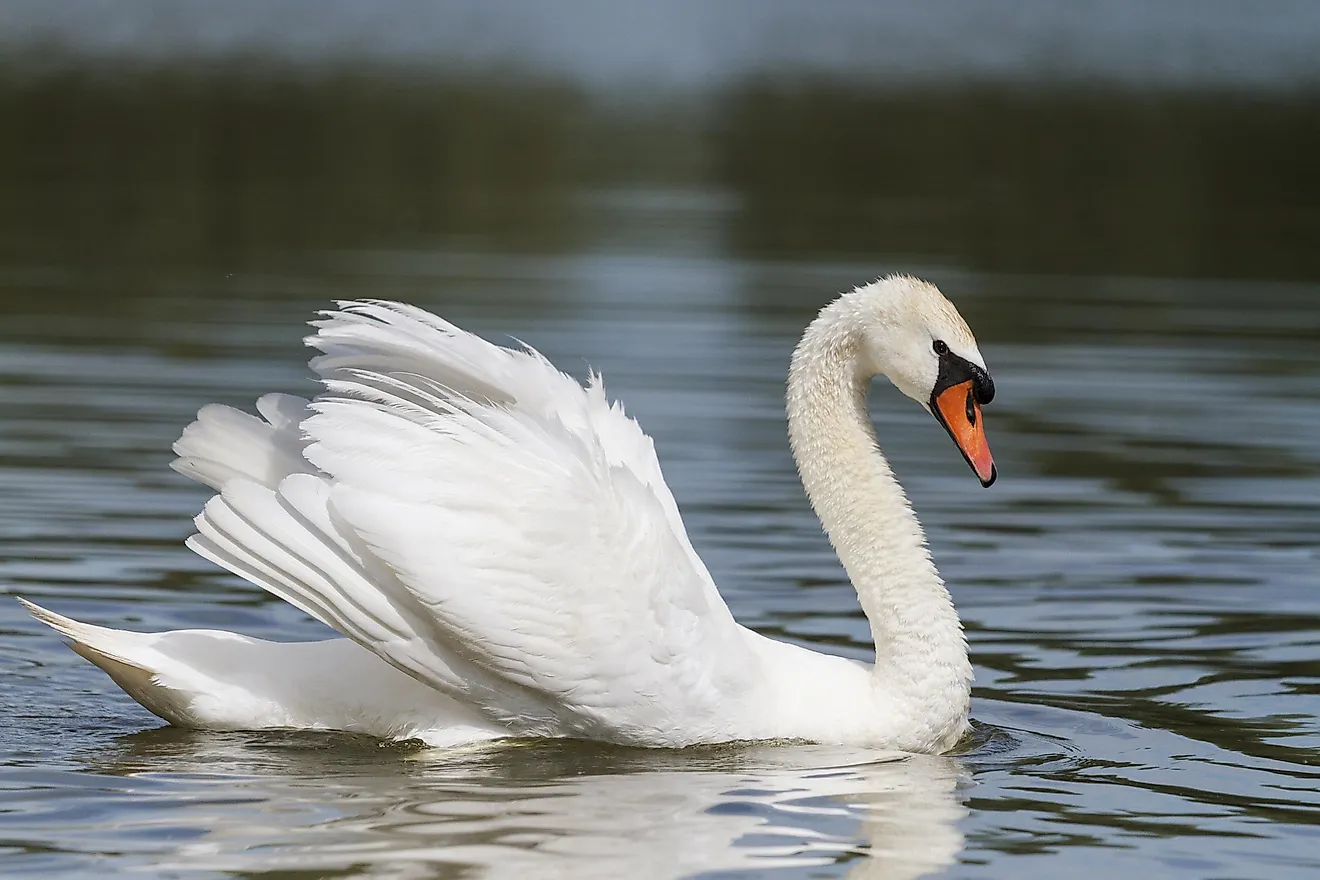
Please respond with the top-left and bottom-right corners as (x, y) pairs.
(1, 197), (1318, 877)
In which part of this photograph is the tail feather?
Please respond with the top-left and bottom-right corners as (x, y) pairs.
(19, 597), (142, 661)
(18, 598), (199, 726)
(19, 598), (502, 743)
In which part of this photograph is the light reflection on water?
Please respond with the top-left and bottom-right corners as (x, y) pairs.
(33, 734), (973, 878)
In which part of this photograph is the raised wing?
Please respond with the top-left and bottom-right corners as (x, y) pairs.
(184, 301), (766, 745)
(308, 302), (721, 593)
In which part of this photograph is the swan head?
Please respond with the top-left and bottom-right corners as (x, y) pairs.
(851, 275), (997, 487)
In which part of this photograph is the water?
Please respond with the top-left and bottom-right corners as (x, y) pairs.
(2, 62), (1320, 879)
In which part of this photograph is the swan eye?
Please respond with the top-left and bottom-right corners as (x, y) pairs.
(933, 339), (949, 356)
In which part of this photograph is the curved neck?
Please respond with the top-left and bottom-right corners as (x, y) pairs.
(786, 301), (971, 707)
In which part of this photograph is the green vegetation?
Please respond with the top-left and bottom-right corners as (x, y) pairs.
(1, 58), (1317, 280)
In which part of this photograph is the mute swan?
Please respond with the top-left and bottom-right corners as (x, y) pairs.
(22, 275), (996, 754)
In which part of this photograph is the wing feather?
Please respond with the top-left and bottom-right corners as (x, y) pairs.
(174, 300), (764, 745)
(309, 301), (719, 591)
(302, 303), (763, 743)
(308, 387), (759, 743)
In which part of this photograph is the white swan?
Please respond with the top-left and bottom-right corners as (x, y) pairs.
(21, 275), (996, 754)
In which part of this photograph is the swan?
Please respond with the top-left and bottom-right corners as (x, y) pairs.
(21, 275), (996, 754)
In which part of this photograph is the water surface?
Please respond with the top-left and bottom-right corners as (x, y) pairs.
(2, 239), (1317, 877)
(1, 60), (1319, 880)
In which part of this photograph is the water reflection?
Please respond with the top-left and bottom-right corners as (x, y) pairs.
(31, 733), (967, 878)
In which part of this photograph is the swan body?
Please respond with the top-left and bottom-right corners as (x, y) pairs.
(23, 276), (996, 754)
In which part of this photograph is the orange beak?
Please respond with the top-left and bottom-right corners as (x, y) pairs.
(932, 379), (996, 487)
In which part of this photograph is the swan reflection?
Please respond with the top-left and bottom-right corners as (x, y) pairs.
(87, 733), (968, 878)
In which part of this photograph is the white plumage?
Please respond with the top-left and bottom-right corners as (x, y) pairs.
(24, 277), (996, 754)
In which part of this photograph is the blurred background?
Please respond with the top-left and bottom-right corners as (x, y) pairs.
(2, 0), (1318, 283)
(3, 3), (1320, 878)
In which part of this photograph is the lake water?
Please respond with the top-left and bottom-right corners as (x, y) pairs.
(1, 64), (1319, 879)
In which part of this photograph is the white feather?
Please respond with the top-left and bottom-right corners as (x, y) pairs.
(171, 393), (312, 491)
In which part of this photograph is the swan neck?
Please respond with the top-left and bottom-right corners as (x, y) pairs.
(786, 304), (971, 715)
